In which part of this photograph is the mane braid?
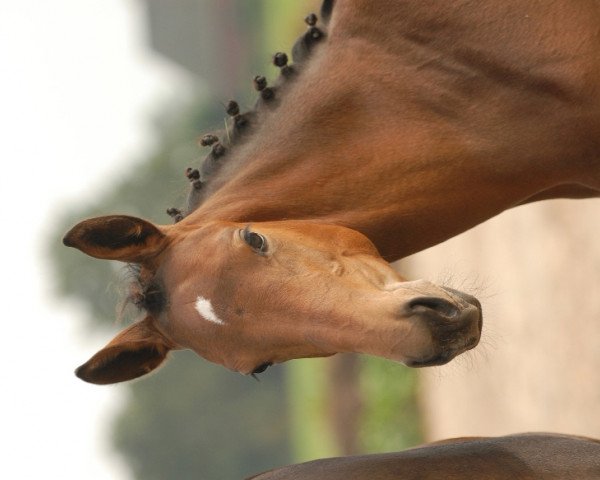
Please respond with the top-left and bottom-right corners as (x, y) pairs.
(165, 10), (330, 223)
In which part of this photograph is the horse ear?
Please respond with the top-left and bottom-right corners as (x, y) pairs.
(63, 215), (167, 263)
(75, 317), (175, 385)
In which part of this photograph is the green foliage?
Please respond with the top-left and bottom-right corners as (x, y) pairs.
(286, 356), (423, 462)
(50, 95), (222, 329)
(50, 2), (424, 478)
(49, 2), (302, 473)
(50, 2), (331, 477)
(51, 90), (294, 479)
(287, 359), (340, 461)
(359, 357), (423, 452)
(259, 0), (321, 56)
(113, 351), (290, 480)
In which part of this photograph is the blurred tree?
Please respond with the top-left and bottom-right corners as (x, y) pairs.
(48, 2), (310, 478)
(51, 90), (293, 479)
(51, 95), (221, 329)
(114, 351), (290, 480)
(51, 2), (421, 479)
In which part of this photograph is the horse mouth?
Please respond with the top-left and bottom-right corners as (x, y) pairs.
(406, 353), (453, 368)
(406, 335), (480, 367)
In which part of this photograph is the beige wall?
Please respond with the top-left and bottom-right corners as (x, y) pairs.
(400, 199), (600, 440)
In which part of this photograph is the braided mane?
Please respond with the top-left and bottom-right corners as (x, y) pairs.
(166, 6), (332, 223)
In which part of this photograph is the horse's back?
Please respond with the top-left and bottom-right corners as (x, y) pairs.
(247, 434), (600, 480)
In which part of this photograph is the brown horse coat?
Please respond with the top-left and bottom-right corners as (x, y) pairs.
(65, 0), (599, 382)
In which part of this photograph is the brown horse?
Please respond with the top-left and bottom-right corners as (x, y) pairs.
(64, 0), (600, 383)
(246, 433), (600, 480)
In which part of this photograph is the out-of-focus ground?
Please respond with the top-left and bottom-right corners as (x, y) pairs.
(403, 199), (600, 440)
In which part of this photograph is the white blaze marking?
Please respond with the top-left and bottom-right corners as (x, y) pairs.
(195, 296), (225, 325)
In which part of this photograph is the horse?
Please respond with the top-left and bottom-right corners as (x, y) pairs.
(64, 0), (600, 383)
(246, 433), (600, 480)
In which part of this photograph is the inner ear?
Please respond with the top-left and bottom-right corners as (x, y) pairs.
(63, 215), (167, 263)
(75, 343), (170, 385)
(75, 316), (175, 385)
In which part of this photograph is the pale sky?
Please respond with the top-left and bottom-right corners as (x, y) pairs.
(0, 0), (192, 477)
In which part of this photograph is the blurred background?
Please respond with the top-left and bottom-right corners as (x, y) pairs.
(2, 1), (598, 479)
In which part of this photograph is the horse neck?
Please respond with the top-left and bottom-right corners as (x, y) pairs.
(187, 0), (594, 260)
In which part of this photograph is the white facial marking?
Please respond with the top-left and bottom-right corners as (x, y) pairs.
(195, 296), (225, 325)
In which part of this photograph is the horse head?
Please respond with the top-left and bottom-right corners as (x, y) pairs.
(64, 215), (482, 384)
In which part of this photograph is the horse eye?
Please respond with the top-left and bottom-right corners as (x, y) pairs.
(243, 229), (268, 253)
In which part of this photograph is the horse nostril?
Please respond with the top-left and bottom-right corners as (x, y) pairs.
(408, 297), (460, 318)
(441, 286), (482, 310)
